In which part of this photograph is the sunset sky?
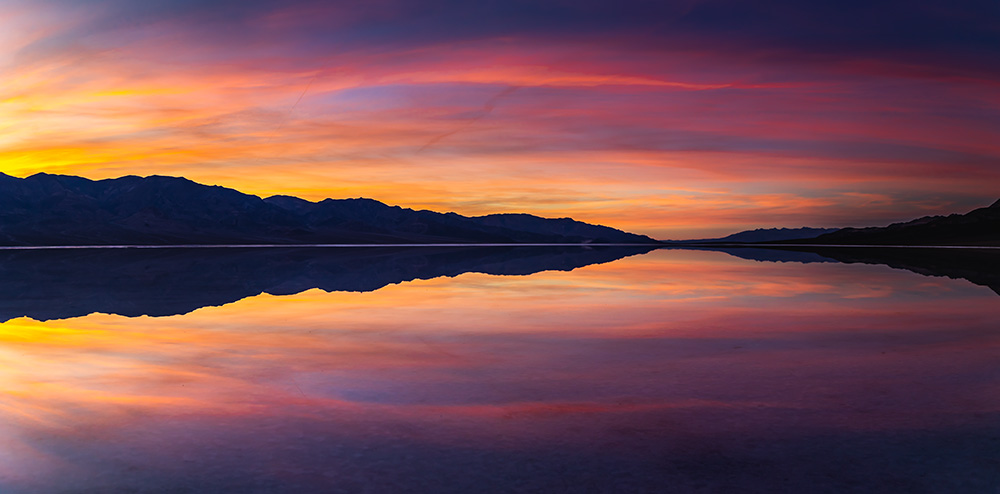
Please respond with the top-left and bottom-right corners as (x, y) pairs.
(1, 0), (998, 238)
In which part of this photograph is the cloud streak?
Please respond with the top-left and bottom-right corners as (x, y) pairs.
(0, 0), (997, 237)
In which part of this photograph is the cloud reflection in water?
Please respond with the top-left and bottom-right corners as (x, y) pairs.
(0, 249), (997, 492)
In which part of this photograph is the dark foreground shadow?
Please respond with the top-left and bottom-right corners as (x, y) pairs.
(683, 246), (1000, 296)
(0, 246), (655, 322)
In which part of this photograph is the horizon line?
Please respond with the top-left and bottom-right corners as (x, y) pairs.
(0, 243), (997, 250)
(0, 243), (663, 250)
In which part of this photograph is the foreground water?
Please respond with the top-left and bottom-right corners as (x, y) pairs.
(0, 248), (997, 493)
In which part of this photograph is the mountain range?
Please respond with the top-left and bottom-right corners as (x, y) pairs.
(804, 199), (1000, 246)
(1, 172), (995, 247)
(666, 227), (839, 244)
(0, 173), (656, 245)
(674, 200), (999, 247)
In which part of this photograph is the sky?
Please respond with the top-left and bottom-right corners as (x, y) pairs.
(1, 0), (998, 238)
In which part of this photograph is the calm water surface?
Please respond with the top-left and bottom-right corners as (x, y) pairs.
(0, 248), (997, 493)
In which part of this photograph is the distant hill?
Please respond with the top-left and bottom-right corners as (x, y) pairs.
(806, 200), (1000, 246)
(667, 227), (838, 244)
(0, 173), (658, 246)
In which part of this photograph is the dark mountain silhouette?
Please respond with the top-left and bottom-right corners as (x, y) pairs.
(0, 173), (657, 245)
(803, 200), (1000, 246)
(0, 245), (655, 322)
(666, 227), (837, 244)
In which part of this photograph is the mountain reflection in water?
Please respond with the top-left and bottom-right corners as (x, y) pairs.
(0, 246), (654, 321)
(677, 246), (1000, 295)
(0, 248), (997, 493)
(1, 245), (998, 323)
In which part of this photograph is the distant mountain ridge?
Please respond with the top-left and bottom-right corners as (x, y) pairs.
(804, 200), (1000, 246)
(672, 201), (1000, 247)
(0, 173), (657, 245)
(667, 227), (838, 244)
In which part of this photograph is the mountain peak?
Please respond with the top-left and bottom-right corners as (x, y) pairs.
(991, 198), (1000, 208)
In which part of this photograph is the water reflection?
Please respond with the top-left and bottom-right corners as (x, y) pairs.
(678, 246), (1000, 295)
(0, 249), (997, 493)
(0, 246), (654, 321)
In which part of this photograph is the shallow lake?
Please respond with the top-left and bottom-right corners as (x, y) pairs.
(0, 247), (997, 493)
